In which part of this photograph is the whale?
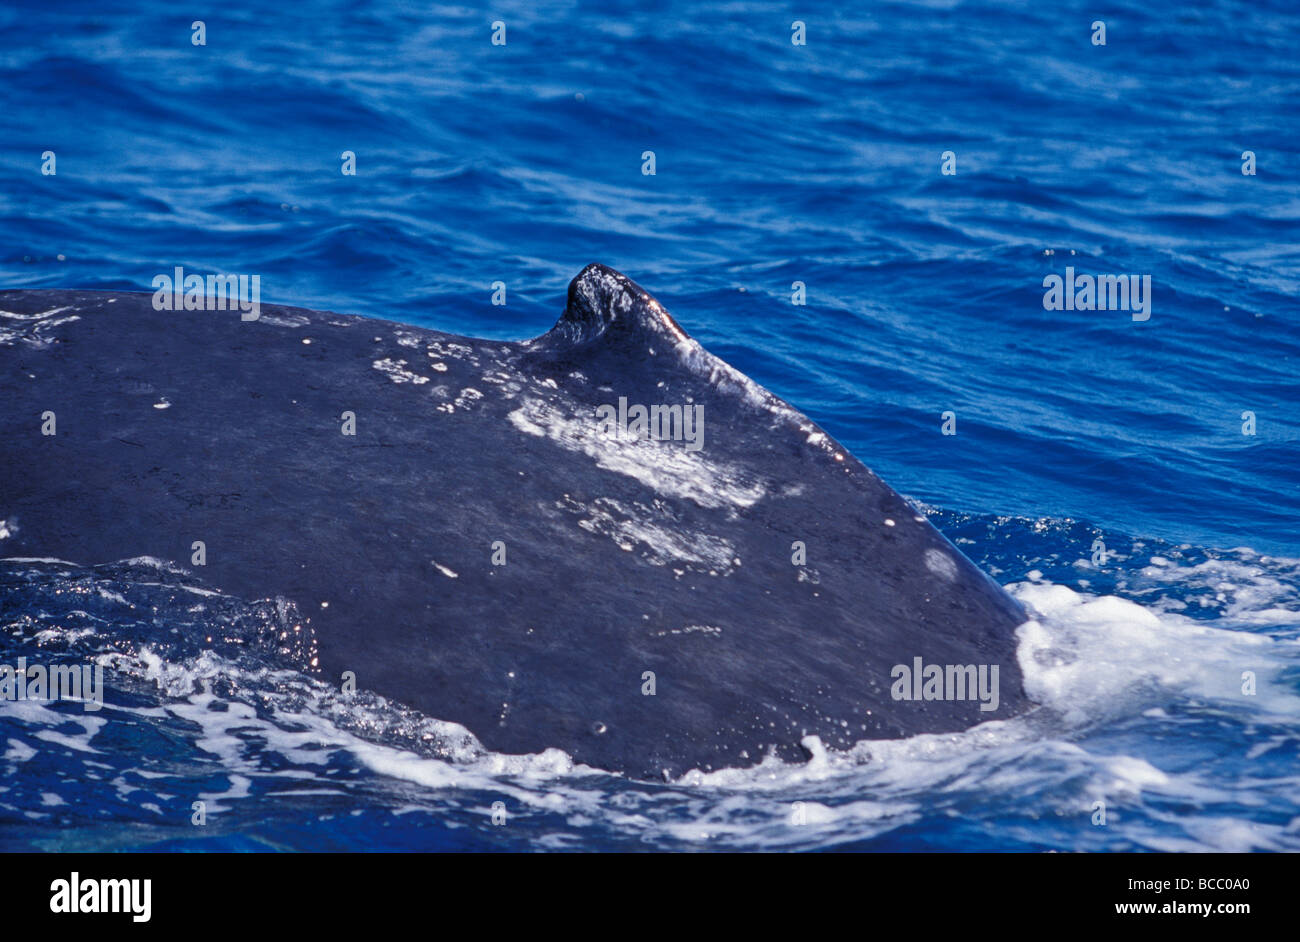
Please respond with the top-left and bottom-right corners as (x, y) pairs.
(0, 264), (1030, 780)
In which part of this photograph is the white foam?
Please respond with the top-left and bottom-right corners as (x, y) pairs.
(4, 739), (36, 762)
(1010, 580), (1300, 724)
(4, 542), (1297, 850)
(1136, 551), (1300, 626)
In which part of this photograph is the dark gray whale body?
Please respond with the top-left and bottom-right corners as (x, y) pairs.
(0, 265), (1029, 779)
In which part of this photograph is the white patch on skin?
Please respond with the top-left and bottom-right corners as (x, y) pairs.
(427, 340), (472, 359)
(0, 519), (15, 540)
(0, 307), (81, 348)
(256, 313), (310, 328)
(432, 561), (458, 579)
(0, 306), (73, 320)
(372, 358), (429, 385)
(508, 407), (544, 435)
(559, 496), (737, 570)
(925, 547), (959, 582)
(120, 556), (188, 573)
(653, 624), (723, 637)
(507, 396), (767, 510)
(454, 388), (483, 410)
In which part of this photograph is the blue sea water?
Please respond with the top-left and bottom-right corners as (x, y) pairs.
(0, 0), (1297, 851)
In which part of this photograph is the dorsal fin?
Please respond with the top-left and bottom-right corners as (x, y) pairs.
(539, 263), (692, 349)
(523, 263), (785, 418)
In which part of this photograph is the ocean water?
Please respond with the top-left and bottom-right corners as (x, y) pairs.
(1, 0), (1297, 851)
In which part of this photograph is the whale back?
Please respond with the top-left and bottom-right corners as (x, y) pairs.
(0, 265), (1028, 778)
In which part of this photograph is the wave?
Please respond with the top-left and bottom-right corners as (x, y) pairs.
(2, 519), (1296, 851)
